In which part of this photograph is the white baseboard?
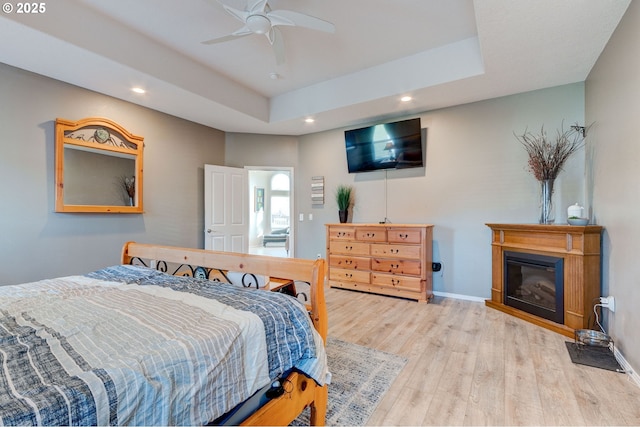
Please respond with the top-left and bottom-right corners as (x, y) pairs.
(613, 345), (640, 388)
(435, 291), (640, 389)
(433, 291), (486, 303)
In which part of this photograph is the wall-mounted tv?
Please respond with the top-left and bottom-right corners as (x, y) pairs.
(344, 118), (423, 173)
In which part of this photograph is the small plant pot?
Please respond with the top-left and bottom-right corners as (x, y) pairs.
(339, 210), (348, 223)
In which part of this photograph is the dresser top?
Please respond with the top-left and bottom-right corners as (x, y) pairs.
(326, 223), (434, 228)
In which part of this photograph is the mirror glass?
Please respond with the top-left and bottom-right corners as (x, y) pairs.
(63, 146), (136, 206)
(55, 118), (144, 213)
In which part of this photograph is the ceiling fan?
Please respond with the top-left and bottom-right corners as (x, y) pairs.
(202, 0), (335, 65)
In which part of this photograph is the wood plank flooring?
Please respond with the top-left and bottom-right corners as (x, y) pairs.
(325, 287), (640, 426)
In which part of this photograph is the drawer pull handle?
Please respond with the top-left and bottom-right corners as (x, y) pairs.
(399, 233), (408, 239)
(346, 260), (353, 265)
(345, 245), (353, 251)
(345, 273), (353, 278)
(391, 264), (399, 269)
(366, 232), (376, 238)
(391, 279), (400, 286)
(391, 249), (399, 254)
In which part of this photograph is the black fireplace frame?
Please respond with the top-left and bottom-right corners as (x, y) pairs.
(503, 251), (564, 324)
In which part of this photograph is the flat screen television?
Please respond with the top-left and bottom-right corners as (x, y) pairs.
(344, 118), (423, 173)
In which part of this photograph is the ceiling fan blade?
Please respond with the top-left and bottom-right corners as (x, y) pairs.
(221, 4), (249, 23)
(203, 0), (249, 22)
(267, 10), (335, 33)
(247, 0), (268, 14)
(268, 27), (286, 65)
(201, 27), (252, 44)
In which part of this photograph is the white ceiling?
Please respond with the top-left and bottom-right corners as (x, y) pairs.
(0, 0), (630, 135)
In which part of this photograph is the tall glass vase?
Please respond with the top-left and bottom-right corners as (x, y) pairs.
(539, 179), (555, 224)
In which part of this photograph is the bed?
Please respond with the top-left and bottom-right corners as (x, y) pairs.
(0, 242), (329, 426)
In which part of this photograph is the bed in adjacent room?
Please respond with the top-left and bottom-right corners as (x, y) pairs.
(0, 242), (329, 426)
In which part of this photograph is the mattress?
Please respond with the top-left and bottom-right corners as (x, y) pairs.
(0, 265), (329, 426)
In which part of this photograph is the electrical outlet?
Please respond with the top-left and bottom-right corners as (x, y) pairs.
(600, 296), (615, 312)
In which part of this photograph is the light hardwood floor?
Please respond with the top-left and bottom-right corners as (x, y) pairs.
(325, 287), (640, 426)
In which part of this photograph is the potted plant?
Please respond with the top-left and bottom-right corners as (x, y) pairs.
(335, 185), (353, 223)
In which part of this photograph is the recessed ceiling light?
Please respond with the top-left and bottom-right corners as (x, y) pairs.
(131, 87), (146, 94)
(305, 118), (315, 123)
(400, 96), (412, 102)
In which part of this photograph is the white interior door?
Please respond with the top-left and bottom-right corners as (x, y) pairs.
(204, 164), (248, 252)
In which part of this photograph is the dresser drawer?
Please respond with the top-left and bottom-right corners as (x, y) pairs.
(328, 226), (356, 240)
(371, 258), (422, 276)
(370, 243), (421, 259)
(330, 268), (370, 283)
(387, 228), (422, 244)
(330, 240), (370, 256)
(329, 255), (371, 271)
(355, 228), (386, 242)
(371, 273), (422, 291)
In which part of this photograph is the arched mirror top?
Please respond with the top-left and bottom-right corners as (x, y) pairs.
(55, 117), (144, 213)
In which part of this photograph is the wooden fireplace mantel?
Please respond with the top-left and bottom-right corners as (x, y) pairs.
(485, 223), (603, 338)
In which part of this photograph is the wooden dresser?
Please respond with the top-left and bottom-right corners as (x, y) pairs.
(325, 223), (434, 302)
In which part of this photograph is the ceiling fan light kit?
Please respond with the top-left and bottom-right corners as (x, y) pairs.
(246, 14), (271, 34)
(202, 0), (335, 65)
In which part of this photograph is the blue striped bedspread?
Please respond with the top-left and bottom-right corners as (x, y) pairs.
(0, 265), (329, 426)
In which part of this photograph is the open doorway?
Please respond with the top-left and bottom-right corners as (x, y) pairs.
(247, 167), (293, 258)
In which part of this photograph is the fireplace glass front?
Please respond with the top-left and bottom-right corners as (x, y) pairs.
(504, 251), (564, 324)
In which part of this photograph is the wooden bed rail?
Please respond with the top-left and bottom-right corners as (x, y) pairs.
(121, 242), (327, 341)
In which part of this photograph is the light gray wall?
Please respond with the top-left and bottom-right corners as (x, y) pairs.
(296, 83), (585, 298)
(0, 63), (225, 285)
(585, 0), (639, 376)
(225, 133), (298, 168)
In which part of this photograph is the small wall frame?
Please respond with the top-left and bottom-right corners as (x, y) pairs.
(55, 117), (144, 213)
(255, 187), (264, 212)
(311, 176), (324, 205)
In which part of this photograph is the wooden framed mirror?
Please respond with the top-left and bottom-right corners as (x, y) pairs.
(55, 117), (144, 213)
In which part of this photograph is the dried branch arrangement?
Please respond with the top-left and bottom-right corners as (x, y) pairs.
(120, 176), (135, 198)
(514, 123), (587, 181)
